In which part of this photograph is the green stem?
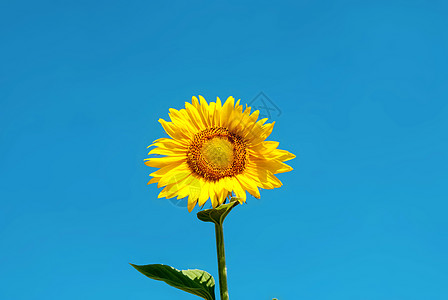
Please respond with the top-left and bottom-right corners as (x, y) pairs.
(197, 200), (238, 300)
(215, 222), (229, 300)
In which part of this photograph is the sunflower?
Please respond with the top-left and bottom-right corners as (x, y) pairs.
(145, 96), (295, 212)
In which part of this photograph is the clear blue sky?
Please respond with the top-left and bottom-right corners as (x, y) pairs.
(1, 0), (447, 299)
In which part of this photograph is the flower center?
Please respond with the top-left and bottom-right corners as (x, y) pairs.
(187, 127), (247, 181)
(200, 137), (234, 169)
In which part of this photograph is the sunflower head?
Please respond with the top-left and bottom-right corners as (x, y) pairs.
(145, 96), (295, 212)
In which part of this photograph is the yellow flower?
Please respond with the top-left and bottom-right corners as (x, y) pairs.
(145, 96), (295, 212)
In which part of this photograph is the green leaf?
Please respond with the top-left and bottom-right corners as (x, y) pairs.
(130, 263), (215, 300)
(197, 199), (239, 225)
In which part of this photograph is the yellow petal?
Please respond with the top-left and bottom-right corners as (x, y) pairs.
(209, 182), (218, 207)
(157, 167), (190, 188)
(198, 95), (210, 127)
(145, 156), (185, 169)
(191, 96), (200, 109)
(159, 118), (189, 140)
(148, 138), (189, 150)
(231, 177), (246, 203)
(148, 147), (186, 156)
(187, 196), (198, 212)
(185, 102), (206, 130)
(250, 122), (275, 145)
(250, 141), (279, 155)
(174, 175), (200, 200)
(266, 172), (283, 188)
(148, 161), (185, 176)
(208, 101), (216, 127)
(163, 174), (195, 199)
(215, 97), (222, 126)
(243, 165), (273, 188)
(168, 108), (197, 136)
(237, 174), (260, 199)
(267, 149), (296, 161)
(147, 177), (159, 185)
(221, 96), (235, 127)
(252, 159), (293, 174)
(198, 180), (210, 206)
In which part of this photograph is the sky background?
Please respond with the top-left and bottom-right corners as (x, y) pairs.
(1, 0), (447, 299)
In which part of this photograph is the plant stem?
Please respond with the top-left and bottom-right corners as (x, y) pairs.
(215, 222), (229, 300)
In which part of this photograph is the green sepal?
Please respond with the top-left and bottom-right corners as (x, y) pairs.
(130, 263), (215, 300)
(197, 199), (239, 225)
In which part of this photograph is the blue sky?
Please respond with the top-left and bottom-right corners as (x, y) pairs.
(1, 0), (447, 299)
